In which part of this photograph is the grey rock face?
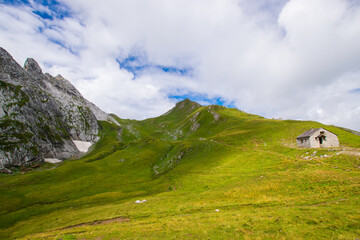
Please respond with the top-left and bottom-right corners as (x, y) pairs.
(24, 58), (42, 75)
(42, 73), (100, 142)
(0, 47), (111, 170)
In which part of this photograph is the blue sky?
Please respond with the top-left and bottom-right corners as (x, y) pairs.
(1, 0), (360, 130)
(116, 54), (193, 79)
(3, 0), (72, 19)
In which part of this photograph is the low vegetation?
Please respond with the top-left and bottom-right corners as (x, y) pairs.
(0, 99), (359, 239)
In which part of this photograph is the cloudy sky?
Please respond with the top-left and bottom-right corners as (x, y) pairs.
(1, 0), (360, 131)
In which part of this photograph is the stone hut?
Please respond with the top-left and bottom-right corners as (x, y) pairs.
(296, 128), (339, 148)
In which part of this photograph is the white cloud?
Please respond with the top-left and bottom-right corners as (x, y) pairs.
(0, 0), (360, 130)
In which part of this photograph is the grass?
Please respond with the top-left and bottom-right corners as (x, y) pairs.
(0, 99), (359, 239)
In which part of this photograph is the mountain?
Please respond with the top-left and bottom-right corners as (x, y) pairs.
(0, 47), (116, 172)
(0, 48), (360, 239)
(1, 95), (359, 239)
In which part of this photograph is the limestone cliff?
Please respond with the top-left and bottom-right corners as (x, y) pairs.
(0, 47), (114, 171)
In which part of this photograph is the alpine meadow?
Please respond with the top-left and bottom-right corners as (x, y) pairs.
(1, 0), (360, 239)
(1, 97), (360, 239)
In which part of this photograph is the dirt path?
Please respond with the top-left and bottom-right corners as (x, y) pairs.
(60, 217), (130, 230)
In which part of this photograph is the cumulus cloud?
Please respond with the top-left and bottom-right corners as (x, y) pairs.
(0, 0), (359, 130)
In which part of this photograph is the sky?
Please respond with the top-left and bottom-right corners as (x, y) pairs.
(1, 0), (360, 131)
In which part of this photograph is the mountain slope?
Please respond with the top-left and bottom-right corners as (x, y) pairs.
(0, 48), (115, 171)
(0, 97), (359, 239)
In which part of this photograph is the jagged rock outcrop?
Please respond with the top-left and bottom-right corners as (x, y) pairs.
(0, 47), (114, 171)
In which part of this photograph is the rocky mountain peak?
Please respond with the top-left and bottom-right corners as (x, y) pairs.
(175, 98), (201, 110)
(55, 74), (65, 80)
(0, 47), (115, 172)
(24, 58), (42, 74)
(0, 48), (24, 76)
(50, 73), (82, 96)
(0, 47), (12, 59)
(162, 98), (201, 117)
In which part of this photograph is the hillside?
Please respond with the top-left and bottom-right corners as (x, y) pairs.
(0, 98), (359, 239)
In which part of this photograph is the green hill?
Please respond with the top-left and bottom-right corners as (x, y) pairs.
(0, 99), (359, 239)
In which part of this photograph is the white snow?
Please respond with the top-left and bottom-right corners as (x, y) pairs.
(135, 199), (147, 204)
(215, 209), (220, 212)
(44, 158), (62, 163)
(73, 140), (92, 152)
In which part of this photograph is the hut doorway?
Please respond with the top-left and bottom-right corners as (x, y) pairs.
(317, 131), (326, 145)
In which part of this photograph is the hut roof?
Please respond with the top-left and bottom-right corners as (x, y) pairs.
(296, 128), (321, 139)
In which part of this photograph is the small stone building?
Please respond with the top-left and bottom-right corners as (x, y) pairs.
(296, 128), (340, 148)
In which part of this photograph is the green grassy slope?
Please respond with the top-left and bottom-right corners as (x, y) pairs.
(0, 99), (359, 239)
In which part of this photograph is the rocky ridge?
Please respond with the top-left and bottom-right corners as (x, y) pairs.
(0, 47), (116, 171)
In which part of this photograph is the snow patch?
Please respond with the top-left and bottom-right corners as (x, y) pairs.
(73, 140), (92, 152)
(44, 158), (62, 163)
